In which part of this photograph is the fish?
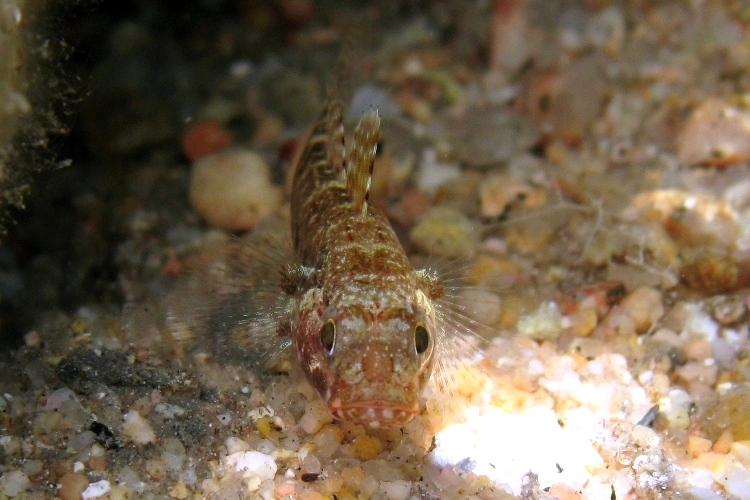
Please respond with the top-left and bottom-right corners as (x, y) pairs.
(165, 95), (489, 429)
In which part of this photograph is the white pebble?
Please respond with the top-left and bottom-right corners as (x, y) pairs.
(154, 402), (186, 419)
(631, 424), (660, 449)
(224, 451), (277, 481)
(116, 466), (146, 493)
(81, 480), (111, 499)
(677, 99), (750, 166)
(162, 438), (186, 472)
(0, 469), (30, 497)
(23, 330), (40, 346)
(718, 465), (750, 498)
(348, 84), (401, 121)
(256, 439), (276, 455)
(299, 399), (333, 434)
(379, 480), (413, 500)
(658, 390), (693, 429)
(189, 148), (282, 231)
(416, 148), (462, 193)
(225, 437), (250, 454)
(44, 387), (75, 411)
(122, 410), (156, 445)
(517, 302), (563, 341)
(683, 303), (719, 341)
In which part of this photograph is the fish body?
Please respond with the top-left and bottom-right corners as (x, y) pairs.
(286, 98), (442, 427)
(166, 96), (483, 429)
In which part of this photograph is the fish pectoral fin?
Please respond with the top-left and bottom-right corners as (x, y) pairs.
(280, 263), (318, 296)
(346, 109), (380, 213)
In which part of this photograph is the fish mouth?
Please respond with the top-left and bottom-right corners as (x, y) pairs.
(328, 399), (420, 428)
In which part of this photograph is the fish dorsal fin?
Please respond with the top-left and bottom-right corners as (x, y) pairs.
(325, 95), (346, 177)
(347, 109), (380, 214)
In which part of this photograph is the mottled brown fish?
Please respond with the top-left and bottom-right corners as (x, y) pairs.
(167, 95), (485, 429)
(286, 97), (444, 427)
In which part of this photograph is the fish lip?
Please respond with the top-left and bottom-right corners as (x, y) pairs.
(328, 398), (418, 412)
(327, 399), (420, 427)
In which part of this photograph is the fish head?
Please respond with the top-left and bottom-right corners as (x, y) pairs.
(294, 290), (437, 428)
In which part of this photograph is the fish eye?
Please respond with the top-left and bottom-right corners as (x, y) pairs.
(320, 320), (336, 354)
(414, 323), (430, 354)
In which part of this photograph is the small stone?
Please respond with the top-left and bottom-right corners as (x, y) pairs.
(718, 465), (750, 498)
(681, 251), (750, 294)
(58, 473), (89, 500)
(301, 454), (322, 475)
(712, 429), (733, 454)
(162, 438), (186, 472)
(488, 0), (529, 74)
(116, 466), (147, 494)
(624, 190), (740, 251)
(33, 411), (63, 434)
(81, 480), (111, 500)
(23, 330), (40, 347)
(44, 387), (75, 411)
(658, 390), (692, 430)
(225, 437), (251, 454)
(341, 466), (365, 489)
(619, 286), (664, 333)
(0, 469), (30, 497)
(146, 458), (167, 480)
(631, 425), (660, 449)
(256, 417), (281, 440)
(274, 482), (297, 498)
(21, 460), (43, 477)
(122, 409), (156, 445)
(224, 451), (277, 481)
(517, 301), (563, 341)
(298, 491), (325, 500)
(676, 99), (750, 167)
(299, 399), (333, 434)
(180, 118), (233, 162)
(89, 455), (107, 472)
(567, 307), (597, 337)
(251, 112), (284, 146)
(409, 206), (479, 259)
(599, 305), (636, 337)
(168, 479), (189, 499)
(155, 402), (186, 419)
(687, 435), (712, 457)
(189, 148), (282, 231)
(684, 338), (712, 361)
(379, 480), (412, 500)
(352, 435), (383, 460)
(415, 148), (462, 193)
(314, 424), (343, 458)
(675, 361), (718, 386)
(707, 294), (747, 325)
(447, 106), (541, 167)
(478, 173), (540, 219)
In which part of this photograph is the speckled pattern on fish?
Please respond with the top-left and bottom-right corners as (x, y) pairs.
(285, 97), (444, 427)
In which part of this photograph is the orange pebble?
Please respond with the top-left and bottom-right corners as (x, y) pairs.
(163, 253), (183, 278)
(546, 483), (581, 500)
(181, 118), (233, 161)
(712, 429), (733, 454)
(89, 455), (107, 471)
